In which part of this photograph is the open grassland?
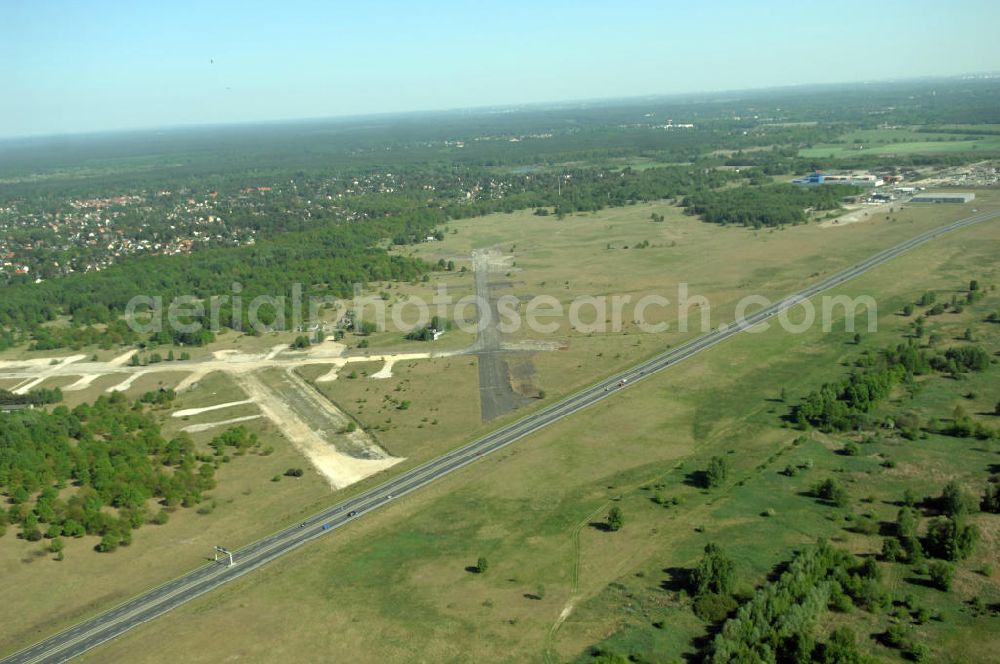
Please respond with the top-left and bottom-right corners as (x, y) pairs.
(293, 193), (1000, 481)
(932, 124), (1000, 133)
(73, 197), (1000, 663)
(162, 371), (261, 433)
(798, 126), (1000, 159)
(351, 273), (478, 350)
(406, 190), (1000, 399)
(301, 355), (485, 464)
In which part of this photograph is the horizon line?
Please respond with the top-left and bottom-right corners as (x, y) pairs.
(2, 70), (999, 144)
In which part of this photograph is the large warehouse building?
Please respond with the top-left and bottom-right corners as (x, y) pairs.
(792, 172), (883, 187)
(910, 192), (975, 204)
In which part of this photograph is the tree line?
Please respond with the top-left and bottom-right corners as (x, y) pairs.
(0, 387), (62, 407)
(681, 183), (859, 229)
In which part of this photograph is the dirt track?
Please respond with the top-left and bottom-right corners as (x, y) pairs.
(234, 369), (401, 489)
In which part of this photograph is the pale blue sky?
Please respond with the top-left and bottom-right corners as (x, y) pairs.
(3, 0), (999, 138)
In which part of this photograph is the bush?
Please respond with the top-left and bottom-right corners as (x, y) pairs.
(937, 481), (974, 517)
(815, 478), (850, 507)
(981, 483), (1000, 513)
(829, 589), (854, 613)
(928, 561), (954, 591)
(882, 537), (904, 562)
(924, 517), (978, 561)
(97, 533), (121, 553)
(883, 624), (909, 649)
(906, 642), (930, 662)
(704, 456), (728, 489)
(692, 543), (735, 596)
(606, 506), (624, 532)
(693, 593), (737, 622)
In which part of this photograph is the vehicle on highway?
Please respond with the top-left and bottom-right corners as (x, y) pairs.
(322, 524), (332, 531)
(348, 510), (357, 517)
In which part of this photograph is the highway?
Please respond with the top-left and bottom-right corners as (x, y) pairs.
(3, 207), (997, 664)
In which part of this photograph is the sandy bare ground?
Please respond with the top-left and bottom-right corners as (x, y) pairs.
(819, 202), (894, 229)
(0, 353), (87, 373)
(107, 349), (139, 366)
(235, 369), (401, 489)
(313, 350), (459, 382)
(0, 335), (467, 394)
(181, 415), (263, 433)
(314, 365), (341, 382)
(7, 354), (86, 394)
(554, 599), (577, 630)
(106, 370), (148, 393)
(12, 376), (46, 394)
(64, 373), (102, 391)
(371, 358), (397, 379)
(172, 400), (255, 418)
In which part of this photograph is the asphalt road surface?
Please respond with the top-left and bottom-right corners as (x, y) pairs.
(472, 250), (524, 421)
(4, 208), (997, 664)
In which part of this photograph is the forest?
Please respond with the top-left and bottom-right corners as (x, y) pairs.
(681, 183), (860, 228)
(0, 392), (259, 554)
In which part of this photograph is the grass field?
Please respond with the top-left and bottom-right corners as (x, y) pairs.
(798, 126), (1000, 159)
(162, 371), (261, 432)
(64, 193), (1000, 663)
(405, 190), (1000, 399)
(301, 356), (484, 463)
